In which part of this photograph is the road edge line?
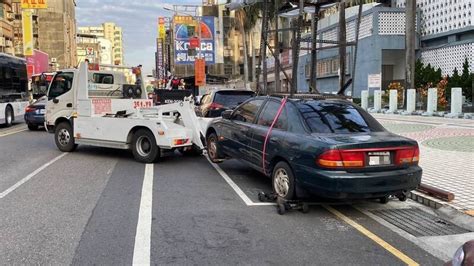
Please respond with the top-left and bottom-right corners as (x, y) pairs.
(324, 205), (419, 266)
(0, 153), (68, 199)
(132, 163), (153, 265)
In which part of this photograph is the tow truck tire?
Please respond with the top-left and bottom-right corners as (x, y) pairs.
(206, 132), (222, 163)
(132, 129), (159, 163)
(55, 122), (77, 152)
(4, 106), (13, 127)
(272, 162), (295, 200)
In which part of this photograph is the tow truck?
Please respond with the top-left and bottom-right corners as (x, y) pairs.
(45, 62), (210, 163)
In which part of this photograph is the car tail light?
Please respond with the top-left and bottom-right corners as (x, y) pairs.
(209, 102), (224, 110)
(25, 106), (36, 113)
(317, 149), (365, 168)
(395, 146), (419, 165)
(317, 146), (419, 169)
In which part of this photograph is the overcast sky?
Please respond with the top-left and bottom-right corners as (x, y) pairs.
(76, 0), (204, 75)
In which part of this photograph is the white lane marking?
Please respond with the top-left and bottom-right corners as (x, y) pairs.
(133, 163), (154, 266)
(0, 153), (68, 199)
(0, 128), (28, 138)
(205, 156), (275, 206)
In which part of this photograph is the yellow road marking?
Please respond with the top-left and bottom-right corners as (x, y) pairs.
(324, 205), (419, 266)
(0, 128), (28, 138)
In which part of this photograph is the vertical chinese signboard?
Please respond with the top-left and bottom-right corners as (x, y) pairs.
(195, 58), (206, 86)
(22, 11), (34, 56)
(173, 16), (215, 64)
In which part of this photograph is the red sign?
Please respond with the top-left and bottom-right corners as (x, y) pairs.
(26, 49), (49, 79)
(92, 98), (112, 115)
(189, 37), (200, 49)
(195, 58), (206, 86)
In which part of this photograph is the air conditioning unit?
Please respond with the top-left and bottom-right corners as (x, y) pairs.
(51, 58), (57, 63)
(6, 40), (13, 47)
(6, 12), (15, 21)
(0, 37), (5, 46)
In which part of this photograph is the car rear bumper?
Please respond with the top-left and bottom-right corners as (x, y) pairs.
(24, 113), (45, 125)
(295, 165), (422, 199)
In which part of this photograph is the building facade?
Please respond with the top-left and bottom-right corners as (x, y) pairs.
(282, 1), (472, 98)
(11, 0), (39, 57)
(78, 22), (124, 65)
(34, 0), (77, 69)
(0, 0), (15, 55)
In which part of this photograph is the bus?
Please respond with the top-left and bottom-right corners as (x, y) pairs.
(31, 72), (55, 100)
(0, 53), (29, 127)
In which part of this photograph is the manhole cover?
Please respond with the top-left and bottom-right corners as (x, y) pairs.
(381, 123), (434, 133)
(371, 208), (470, 237)
(422, 136), (474, 152)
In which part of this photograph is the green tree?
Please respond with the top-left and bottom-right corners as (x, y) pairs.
(415, 59), (425, 89)
(460, 58), (473, 100)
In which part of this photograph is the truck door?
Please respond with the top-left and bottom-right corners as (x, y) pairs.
(45, 72), (75, 125)
(249, 100), (289, 172)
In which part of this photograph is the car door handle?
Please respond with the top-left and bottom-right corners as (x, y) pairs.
(66, 103), (73, 108)
(270, 137), (279, 141)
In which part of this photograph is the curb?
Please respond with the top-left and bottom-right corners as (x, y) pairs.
(408, 190), (449, 209)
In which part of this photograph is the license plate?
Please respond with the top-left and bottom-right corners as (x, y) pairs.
(368, 151), (391, 166)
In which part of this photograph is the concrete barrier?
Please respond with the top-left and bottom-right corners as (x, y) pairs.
(446, 87), (462, 118)
(388, 89), (398, 113)
(374, 90), (382, 112)
(423, 88), (437, 116)
(361, 90), (368, 110)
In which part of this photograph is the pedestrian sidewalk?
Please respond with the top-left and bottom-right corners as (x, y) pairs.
(372, 114), (474, 214)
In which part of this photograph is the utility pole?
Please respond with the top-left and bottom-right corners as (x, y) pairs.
(274, 1), (280, 94)
(309, 8), (319, 94)
(291, 0), (304, 97)
(338, 0), (346, 95)
(405, 0), (416, 107)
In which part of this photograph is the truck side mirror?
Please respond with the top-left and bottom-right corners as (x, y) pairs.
(53, 98), (59, 104)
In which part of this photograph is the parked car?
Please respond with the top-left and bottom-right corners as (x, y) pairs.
(197, 89), (255, 117)
(206, 96), (422, 201)
(24, 96), (47, 130)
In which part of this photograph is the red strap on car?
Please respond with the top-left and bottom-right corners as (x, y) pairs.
(262, 97), (287, 175)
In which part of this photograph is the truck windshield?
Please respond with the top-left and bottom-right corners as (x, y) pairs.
(48, 72), (74, 99)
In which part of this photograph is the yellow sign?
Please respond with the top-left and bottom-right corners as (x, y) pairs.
(21, 0), (48, 9)
(22, 11), (34, 56)
(158, 17), (165, 39)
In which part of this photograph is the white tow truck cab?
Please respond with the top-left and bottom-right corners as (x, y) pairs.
(45, 63), (209, 163)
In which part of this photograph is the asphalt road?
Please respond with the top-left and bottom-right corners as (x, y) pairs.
(0, 124), (458, 264)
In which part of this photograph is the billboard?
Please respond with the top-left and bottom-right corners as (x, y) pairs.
(174, 16), (215, 65)
(26, 50), (49, 78)
(22, 11), (34, 56)
(21, 0), (48, 9)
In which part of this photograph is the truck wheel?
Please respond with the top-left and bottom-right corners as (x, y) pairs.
(206, 132), (222, 163)
(272, 162), (295, 200)
(132, 129), (159, 163)
(4, 106), (13, 127)
(55, 122), (77, 152)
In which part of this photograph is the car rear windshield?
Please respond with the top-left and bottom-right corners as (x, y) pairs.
(214, 91), (255, 108)
(296, 101), (382, 133)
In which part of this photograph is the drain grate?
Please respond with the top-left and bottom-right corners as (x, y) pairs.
(371, 208), (471, 237)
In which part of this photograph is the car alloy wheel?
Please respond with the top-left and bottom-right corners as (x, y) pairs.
(274, 168), (290, 198)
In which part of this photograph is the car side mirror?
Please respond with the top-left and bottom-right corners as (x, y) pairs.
(221, 110), (233, 119)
